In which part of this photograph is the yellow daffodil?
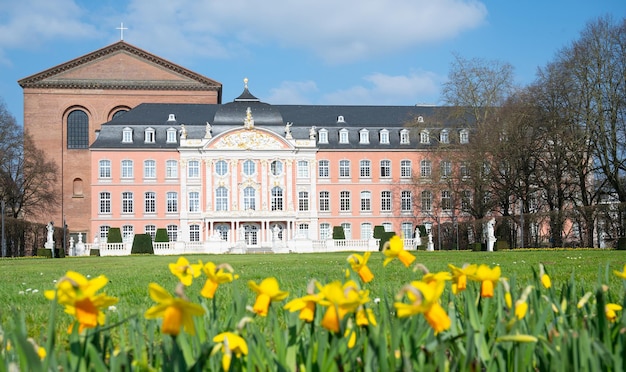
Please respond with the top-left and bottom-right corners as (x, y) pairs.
(248, 277), (289, 316)
(200, 262), (236, 299)
(144, 283), (205, 336)
(539, 264), (551, 289)
(613, 264), (626, 279)
(472, 264), (501, 298)
(422, 271), (452, 289)
(383, 235), (416, 268)
(169, 257), (202, 286)
(514, 300), (528, 320)
(213, 332), (248, 371)
(284, 293), (322, 322)
(356, 307), (377, 327)
(605, 303), (622, 322)
(317, 280), (367, 333)
(394, 279), (450, 334)
(448, 264), (477, 294)
(347, 252), (375, 283)
(44, 271), (118, 333)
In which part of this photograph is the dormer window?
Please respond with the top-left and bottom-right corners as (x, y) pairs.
(167, 114), (176, 122)
(339, 129), (349, 144)
(166, 128), (177, 143)
(318, 129), (328, 144)
(440, 129), (449, 144)
(400, 129), (410, 144)
(379, 129), (389, 144)
(144, 127), (155, 143)
(420, 130), (430, 144)
(122, 127), (133, 143)
(417, 116), (424, 123)
(359, 129), (369, 144)
(459, 129), (469, 144)
(337, 115), (345, 123)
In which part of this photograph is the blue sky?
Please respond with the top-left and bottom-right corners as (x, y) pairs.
(1, 0), (624, 126)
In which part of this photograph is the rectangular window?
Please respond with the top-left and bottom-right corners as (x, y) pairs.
(360, 160), (371, 178)
(144, 160), (156, 179)
(271, 187), (283, 211)
(360, 191), (371, 212)
(167, 129), (177, 143)
(188, 160), (200, 178)
(460, 161), (470, 178)
(167, 224), (178, 241)
(420, 131), (429, 144)
(441, 161), (452, 178)
(121, 160), (133, 179)
(297, 160), (309, 178)
(339, 130), (349, 144)
(298, 191), (309, 211)
(99, 192), (111, 214)
(320, 223), (331, 240)
(460, 130), (469, 144)
(400, 160), (412, 178)
(341, 223), (352, 239)
(318, 160), (329, 178)
(243, 187), (256, 210)
(421, 190), (432, 212)
(381, 191), (391, 212)
(99, 160), (111, 179)
(440, 130), (449, 144)
(189, 225), (200, 242)
(318, 130), (328, 144)
(298, 224), (309, 238)
(122, 129), (133, 143)
(99, 225), (110, 239)
(361, 223), (372, 240)
(144, 129), (155, 143)
(319, 191), (330, 212)
(461, 190), (472, 211)
(188, 191), (200, 212)
(144, 192), (156, 213)
(400, 130), (410, 144)
(401, 191), (412, 212)
(380, 131), (389, 144)
(420, 160), (431, 178)
(442, 190), (452, 211)
(401, 222), (413, 240)
(145, 225), (156, 240)
(166, 160), (178, 178)
(380, 160), (391, 178)
(215, 187), (228, 211)
(359, 130), (369, 144)
(167, 192), (178, 213)
(122, 192), (134, 213)
(122, 225), (134, 239)
(340, 191), (351, 211)
(339, 160), (350, 178)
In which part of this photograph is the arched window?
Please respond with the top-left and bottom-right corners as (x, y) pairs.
(72, 178), (83, 196)
(67, 110), (89, 149)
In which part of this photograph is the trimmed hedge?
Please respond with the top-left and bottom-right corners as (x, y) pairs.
(155, 228), (169, 242)
(379, 231), (396, 251)
(332, 226), (345, 240)
(107, 228), (123, 243)
(131, 234), (154, 254)
(36, 248), (65, 258)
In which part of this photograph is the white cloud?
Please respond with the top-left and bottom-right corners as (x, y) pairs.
(266, 80), (318, 104)
(0, 0), (487, 65)
(120, 0), (488, 62)
(321, 71), (443, 105)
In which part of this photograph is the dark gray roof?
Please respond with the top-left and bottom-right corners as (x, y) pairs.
(92, 89), (469, 150)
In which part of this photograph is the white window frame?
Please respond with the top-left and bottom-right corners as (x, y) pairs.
(215, 187), (228, 211)
(339, 160), (350, 178)
(121, 160), (133, 179)
(298, 191), (309, 211)
(339, 129), (349, 144)
(188, 191), (200, 212)
(318, 129), (328, 144)
(297, 160), (309, 178)
(122, 127), (133, 143)
(319, 191), (330, 212)
(360, 191), (371, 212)
(400, 160), (412, 178)
(166, 128), (177, 143)
(144, 127), (155, 143)
(318, 160), (329, 178)
(359, 129), (369, 144)
(420, 130), (429, 144)
(144, 191), (156, 214)
(144, 160), (156, 179)
(380, 129), (389, 144)
(359, 160), (371, 178)
(166, 192), (178, 213)
(99, 160), (111, 179)
(401, 190), (412, 212)
(381, 191), (391, 212)
(400, 129), (410, 144)
(166, 160), (178, 179)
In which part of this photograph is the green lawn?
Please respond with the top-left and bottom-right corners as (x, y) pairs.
(2, 249), (626, 337)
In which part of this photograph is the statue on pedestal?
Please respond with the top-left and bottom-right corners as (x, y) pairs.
(486, 218), (497, 252)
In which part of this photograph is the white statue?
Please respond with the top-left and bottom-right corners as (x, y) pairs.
(309, 126), (316, 140)
(205, 122), (212, 138)
(285, 122), (293, 139)
(44, 222), (54, 249)
(486, 218), (497, 252)
(414, 226), (422, 249)
(76, 233), (86, 256)
(180, 124), (187, 139)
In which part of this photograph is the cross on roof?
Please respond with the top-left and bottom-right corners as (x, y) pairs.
(116, 22), (128, 40)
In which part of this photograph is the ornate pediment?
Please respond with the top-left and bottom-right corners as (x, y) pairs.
(211, 130), (287, 150)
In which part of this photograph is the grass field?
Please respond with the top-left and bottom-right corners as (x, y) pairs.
(2, 249), (626, 338)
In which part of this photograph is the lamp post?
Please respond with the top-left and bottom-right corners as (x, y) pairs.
(1, 200), (6, 257)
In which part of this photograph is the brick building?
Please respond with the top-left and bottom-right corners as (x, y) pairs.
(19, 41), (222, 241)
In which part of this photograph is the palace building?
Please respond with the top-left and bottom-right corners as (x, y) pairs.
(21, 41), (469, 250)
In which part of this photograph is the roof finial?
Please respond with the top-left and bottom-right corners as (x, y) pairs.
(116, 22), (128, 41)
(244, 77), (248, 89)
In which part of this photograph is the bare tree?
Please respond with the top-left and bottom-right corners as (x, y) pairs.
(0, 99), (59, 219)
